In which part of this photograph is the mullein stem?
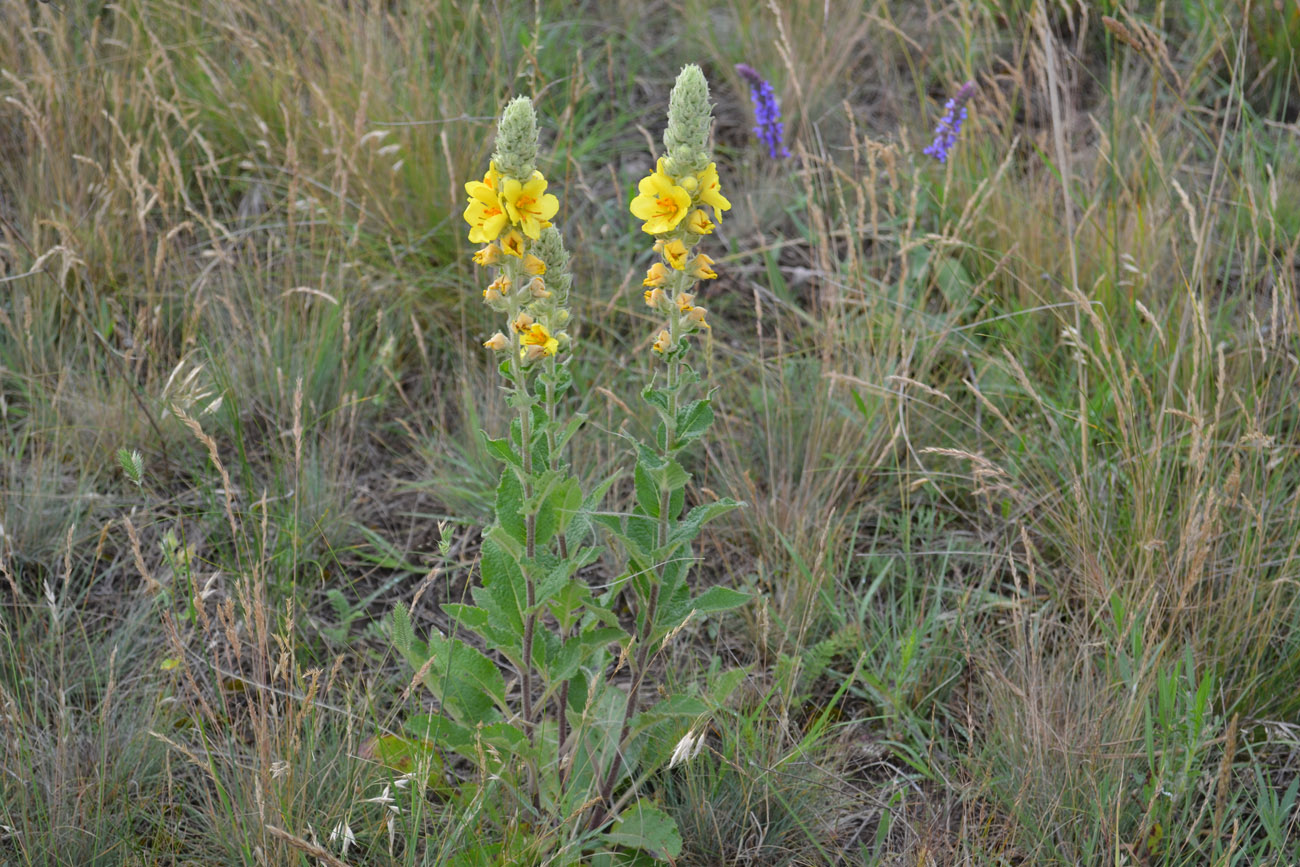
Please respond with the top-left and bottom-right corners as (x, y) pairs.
(505, 284), (539, 738)
(542, 358), (573, 771)
(594, 303), (684, 826)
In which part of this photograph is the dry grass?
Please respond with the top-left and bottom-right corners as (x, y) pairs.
(1, 0), (1299, 864)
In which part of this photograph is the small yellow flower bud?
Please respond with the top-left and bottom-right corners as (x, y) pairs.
(686, 209), (714, 235)
(663, 238), (689, 271)
(690, 253), (717, 280)
(644, 286), (667, 309)
(652, 329), (673, 354)
(501, 230), (526, 257)
(483, 275), (510, 306)
(643, 262), (670, 287)
(528, 276), (550, 298)
(483, 331), (510, 351)
(679, 174), (698, 194)
(653, 238), (666, 255)
(473, 244), (502, 266)
(685, 305), (710, 330)
(676, 292), (695, 312)
(512, 311), (535, 333)
(524, 253), (546, 276)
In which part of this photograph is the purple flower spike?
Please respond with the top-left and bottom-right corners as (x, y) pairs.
(924, 80), (976, 163)
(735, 63), (790, 160)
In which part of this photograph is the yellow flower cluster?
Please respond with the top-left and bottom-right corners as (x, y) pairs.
(464, 163), (559, 244)
(464, 160), (567, 364)
(630, 159), (729, 236)
(630, 159), (730, 356)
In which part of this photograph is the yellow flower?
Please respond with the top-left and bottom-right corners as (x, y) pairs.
(685, 306), (710, 329)
(662, 238), (689, 271)
(483, 332), (510, 351)
(501, 230), (526, 258)
(473, 244), (502, 266)
(644, 286), (667, 309)
(512, 311), (535, 333)
(502, 172), (559, 240)
(695, 163), (731, 223)
(630, 159), (691, 234)
(523, 254), (546, 276)
(527, 276), (550, 298)
(690, 253), (717, 280)
(643, 262), (670, 287)
(676, 292), (695, 312)
(463, 168), (508, 243)
(520, 323), (559, 360)
(686, 209), (714, 235)
(652, 329), (673, 354)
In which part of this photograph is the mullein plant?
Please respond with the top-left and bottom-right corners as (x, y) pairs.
(389, 74), (747, 866)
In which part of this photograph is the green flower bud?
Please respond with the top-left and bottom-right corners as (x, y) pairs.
(534, 226), (572, 304)
(525, 225), (572, 338)
(492, 96), (539, 180)
(663, 65), (712, 177)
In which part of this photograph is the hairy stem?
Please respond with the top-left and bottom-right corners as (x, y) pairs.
(593, 324), (683, 826)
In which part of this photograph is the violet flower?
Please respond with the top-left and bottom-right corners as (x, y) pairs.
(736, 63), (790, 160)
(924, 80), (976, 163)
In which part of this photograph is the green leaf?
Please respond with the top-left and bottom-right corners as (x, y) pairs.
(495, 470), (527, 546)
(661, 459), (690, 492)
(535, 546), (600, 609)
(424, 630), (507, 723)
(633, 439), (668, 473)
(405, 713), (474, 754)
(630, 694), (709, 738)
(441, 603), (488, 632)
(555, 412), (586, 453)
(480, 431), (521, 468)
(529, 472), (567, 545)
(669, 485), (684, 520)
(552, 477), (584, 534)
(572, 472), (620, 544)
(634, 440), (690, 495)
(641, 385), (671, 423)
(668, 498), (743, 548)
(477, 721), (528, 756)
(367, 734), (448, 789)
(477, 533), (526, 641)
(692, 586), (751, 614)
(605, 802), (682, 859)
(674, 397), (714, 447)
(633, 462), (659, 517)
(626, 513), (657, 568)
(552, 627), (626, 682)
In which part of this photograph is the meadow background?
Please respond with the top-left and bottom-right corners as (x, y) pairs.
(2, 0), (1299, 863)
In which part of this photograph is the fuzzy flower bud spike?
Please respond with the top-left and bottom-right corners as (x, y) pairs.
(492, 96), (539, 181)
(662, 64), (713, 178)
